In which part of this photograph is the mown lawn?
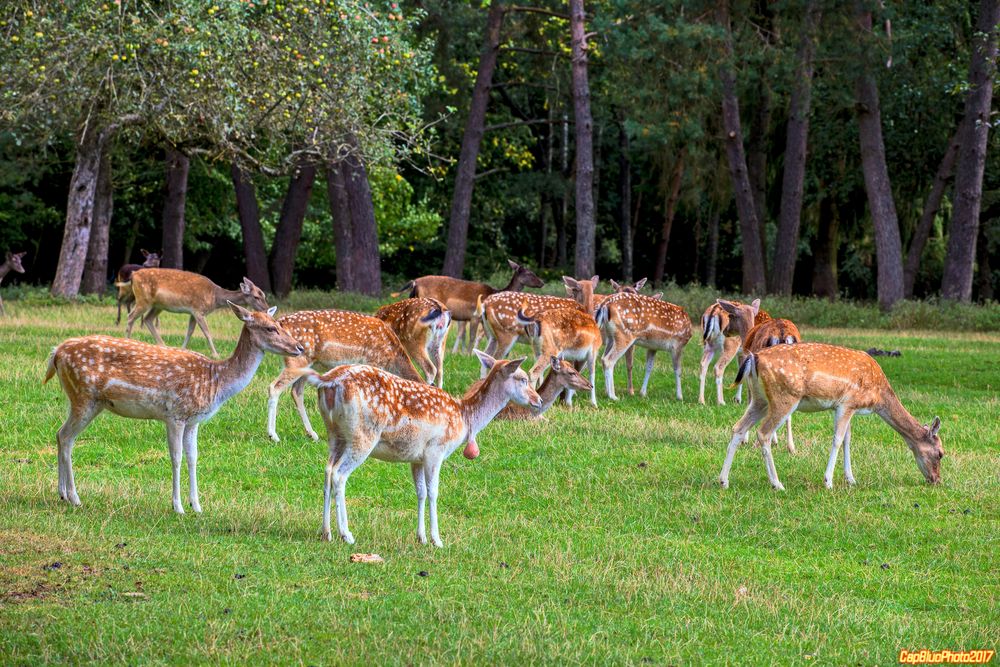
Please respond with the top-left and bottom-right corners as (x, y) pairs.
(1, 296), (997, 665)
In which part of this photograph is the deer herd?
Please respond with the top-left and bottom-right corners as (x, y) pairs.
(0, 248), (943, 548)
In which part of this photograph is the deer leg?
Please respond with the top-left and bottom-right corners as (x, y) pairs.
(327, 434), (374, 545)
(321, 433), (348, 542)
(290, 376), (319, 441)
(824, 408), (855, 489)
(411, 462), (428, 545)
(625, 346), (635, 395)
(125, 302), (147, 340)
(785, 414), (796, 454)
(182, 422), (202, 513)
(589, 351), (598, 407)
(424, 457), (445, 547)
(0, 295), (5, 317)
(698, 340), (716, 405)
(466, 316), (479, 354)
(639, 348), (656, 397)
(756, 404), (796, 491)
(182, 316), (197, 349)
(143, 308), (166, 346)
(57, 404), (101, 506)
(601, 333), (632, 401)
(843, 423), (856, 485)
(451, 321), (466, 354)
(719, 396), (767, 489)
(115, 298), (122, 325)
(192, 313), (218, 357)
(715, 337), (740, 405)
(166, 419), (186, 514)
(431, 335), (446, 388)
(268, 359), (311, 442)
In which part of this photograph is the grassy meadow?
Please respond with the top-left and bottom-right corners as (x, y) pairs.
(0, 291), (997, 665)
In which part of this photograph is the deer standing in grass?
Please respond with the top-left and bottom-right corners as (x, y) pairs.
(698, 299), (769, 405)
(44, 299), (304, 513)
(266, 309), (424, 442)
(304, 350), (541, 546)
(515, 303), (601, 407)
(479, 287), (586, 362)
(463, 356), (593, 420)
(719, 343), (943, 490)
(115, 250), (160, 325)
(375, 297), (451, 388)
(394, 260), (544, 354)
(740, 317), (803, 453)
(124, 270), (269, 357)
(596, 292), (692, 400)
(0, 251), (26, 316)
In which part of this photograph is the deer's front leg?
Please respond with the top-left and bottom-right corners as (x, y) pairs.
(424, 459), (444, 548)
(843, 423), (855, 485)
(411, 463), (428, 544)
(183, 422), (202, 513)
(193, 314), (218, 357)
(290, 376), (320, 441)
(166, 419), (186, 514)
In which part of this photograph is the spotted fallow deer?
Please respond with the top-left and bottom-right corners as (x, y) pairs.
(44, 301), (304, 513)
(0, 250), (26, 316)
(304, 350), (541, 547)
(115, 249), (160, 325)
(515, 302), (601, 407)
(375, 297), (451, 388)
(463, 356), (593, 421)
(266, 309), (424, 442)
(124, 269), (269, 357)
(479, 289), (586, 362)
(596, 292), (692, 400)
(698, 299), (770, 405)
(393, 260), (544, 354)
(719, 342), (944, 491)
(740, 317), (803, 453)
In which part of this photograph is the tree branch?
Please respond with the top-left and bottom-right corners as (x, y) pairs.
(506, 5), (570, 19)
(484, 118), (570, 132)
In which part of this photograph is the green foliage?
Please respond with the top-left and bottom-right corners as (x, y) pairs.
(370, 167), (442, 256)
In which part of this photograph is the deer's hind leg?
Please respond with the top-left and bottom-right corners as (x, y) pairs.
(268, 356), (312, 442)
(715, 336), (740, 405)
(324, 426), (377, 545)
(719, 394), (767, 489)
(56, 401), (102, 506)
(600, 332), (633, 401)
(755, 398), (799, 491)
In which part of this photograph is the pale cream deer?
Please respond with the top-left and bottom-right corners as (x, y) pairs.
(115, 249), (160, 325)
(739, 317), (803, 453)
(0, 250), (26, 316)
(719, 342), (943, 490)
(698, 299), (769, 405)
(515, 302), (601, 406)
(44, 300), (304, 513)
(375, 297), (451, 388)
(463, 356), (593, 421)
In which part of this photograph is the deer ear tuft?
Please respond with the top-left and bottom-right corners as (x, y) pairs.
(717, 299), (739, 316)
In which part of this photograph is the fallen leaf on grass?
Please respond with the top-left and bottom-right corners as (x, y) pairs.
(348, 553), (384, 564)
(122, 591), (146, 599)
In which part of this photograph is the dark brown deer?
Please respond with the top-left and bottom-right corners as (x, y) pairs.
(0, 251), (26, 316)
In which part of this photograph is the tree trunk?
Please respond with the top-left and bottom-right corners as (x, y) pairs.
(51, 132), (103, 297)
(652, 151), (685, 286)
(342, 151), (382, 296)
(81, 150), (113, 295)
(717, 0), (767, 294)
(975, 220), (993, 301)
(618, 119), (633, 282)
(812, 196), (840, 299)
(570, 0), (596, 278)
(442, 0), (505, 278)
(326, 162), (354, 291)
(555, 113), (570, 268)
(903, 129), (961, 296)
(941, 0), (1000, 301)
(706, 207), (720, 288)
(231, 163), (272, 293)
(160, 147), (189, 270)
(270, 162), (317, 298)
(854, 5), (904, 310)
(770, 0), (820, 295)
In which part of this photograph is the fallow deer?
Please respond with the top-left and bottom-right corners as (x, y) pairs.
(266, 309), (424, 442)
(304, 350), (541, 547)
(393, 260), (544, 354)
(0, 250), (26, 316)
(124, 270), (269, 357)
(698, 299), (770, 405)
(463, 356), (593, 420)
(515, 302), (601, 406)
(478, 289), (586, 361)
(596, 292), (692, 400)
(374, 297), (451, 388)
(719, 342), (943, 490)
(115, 249), (160, 325)
(44, 300), (304, 513)
(740, 317), (803, 453)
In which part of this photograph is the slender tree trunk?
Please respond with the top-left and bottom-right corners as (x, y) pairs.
(652, 151), (685, 286)
(812, 196), (840, 299)
(556, 113), (570, 268)
(51, 132), (103, 297)
(854, 5), (904, 310)
(270, 162), (317, 298)
(706, 207), (720, 288)
(326, 162), (354, 291)
(81, 150), (113, 295)
(618, 119), (633, 282)
(718, 0), (767, 293)
(160, 147), (189, 270)
(442, 0), (505, 278)
(770, 0), (820, 295)
(231, 163), (272, 293)
(570, 0), (596, 277)
(341, 151), (382, 296)
(941, 0), (1000, 301)
(747, 0), (774, 236)
(975, 220), (993, 301)
(538, 116), (553, 268)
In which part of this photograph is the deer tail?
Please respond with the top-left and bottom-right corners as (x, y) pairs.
(702, 313), (720, 342)
(732, 353), (756, 387)
(390, 280), (415, 299)
(43, 348), (58, 384)
(113, 280), (131, 288)
(595, 303), (609, 329)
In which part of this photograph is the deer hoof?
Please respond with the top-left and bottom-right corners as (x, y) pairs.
(341, 532), (355, 545)
(719, 477), (729, 489)
(432, 537), (444, 548)
(773, 482), (786, 492)
(321, 530), (332, 542)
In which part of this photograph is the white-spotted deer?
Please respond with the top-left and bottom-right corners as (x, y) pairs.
(124, 269), (269, 357)
(479, 289), (586, 362)
(44, 300), (304, 513)
(463, 356), (593, 420)
(0, 250), (26, 316)
(393, 260), (544, 354)
(304, 350), (541, 547)
(698, 299), (769, 405)
(115, 249), (160, 325)
(740, 317), (803, 453)
(375, 297), (451, 388)
(596, 292), (692, 400)
(515, 302), (601, 406)
(266, 309), (424, 442)
(719, 343), (943, 490)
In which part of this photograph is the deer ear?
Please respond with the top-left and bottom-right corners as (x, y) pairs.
(550, 355), (562, 370)
(267, 306), (278, 317)
(507, 259), (520, 270)
(652, 292), (663, 300)
(507, 356), (527, 372)
(474, 349), (497, 372)
(750, 298), (761, 316)
(228, 300), (253, 321)
(590, 275), (599, 288)
(717, 299), (739, 316)
(140, 249), (150, 257)
(4, 252), (11, 261)
(562, 276), (579, 289)
(635, 277), (648, 290)
(610, 279), (622, 291)
(928, 416), (941, 437)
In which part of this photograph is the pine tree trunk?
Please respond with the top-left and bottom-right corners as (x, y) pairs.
(81, 150), (113, 295)
(342, 151), (382, 296)
(652, 151), (685, 286)
(51, 132), (103, 297)
(941, 0), (999, 301)
(270, 162), (317, 298)
(442, 0), (505, 278)
(570, 0), (596, 278)
(326, 162), (354, 291)
(160, 147), (189, 270)
(812, 196), (840, 299)
(618, 119), (633, 282)
(231, 163), (272, 293)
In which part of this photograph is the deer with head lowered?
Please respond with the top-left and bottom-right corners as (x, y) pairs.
(115, 250), (160, 325)
(303, 350), (541, 547)
(375, 297), (451, 388)
(515, 300), (601, 407)
(44, 298), (304, 513)
(0, 250), (26, 316)
(266, 309), (425, 442)
(463, 356), (593, 421)
(719, 342), (943, 490)
(698, 298), (769, 405)
(124, 269), (269, 357)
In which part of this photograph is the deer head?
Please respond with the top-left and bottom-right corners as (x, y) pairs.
(228, 302), (304, 357)
(140, 249), (161, 267)
(475, 349), (542, 408)
(508, 259), (545, 289)
(5, 251), (26, 273)
(717, 298), (760, 339)
(549, 356), (593, 392)
(908, 417), (944, 484)
(610, 277), (646, 293)
(238, 278), (270, 312)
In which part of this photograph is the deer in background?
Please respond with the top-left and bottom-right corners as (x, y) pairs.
(597, 292), (692, 400)
(0, 250), (26, 316)
(375, 297), (451, 388)
(478, 289), (586, 362)
(393, 260), (544, 354)
(698, 299), (769, 405)
(720, 342), (943, 490)
(115, 249), (160, 325)
(515, 302), (601, 407)
(304, 350), (541, 546)
(44, 300), (304, 513)
(266, 309), (424, 442)
(124, 270), (269, 357)
(463, 356), (593, 421)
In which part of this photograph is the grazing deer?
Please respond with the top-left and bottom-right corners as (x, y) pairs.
(698, 299), (770, 405)
(741, 317), (803, 454)
(375, 297), (451, 388)
(463, 356), (593, 420)
(124, 270), (269, 357)
(304, 350), (541, 546)
(44, 300), (304, 513)
(266, 309), (424, 442)
(115, 250), (160, 325)
(393, 260), (544, 354)
(719, 343), (944, 490)
(479, 289), (586, 362)
(0, 250), (26, 316)
(596, 292), (692, 400)
(515, 303), (601, 406)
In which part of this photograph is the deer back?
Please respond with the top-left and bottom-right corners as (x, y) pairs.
(752, 342), (889, 408)
(485, 292), (584, 334)
(744, 318), (801, 353)
(410, 275), (494, 320)
(604, 292), (692, 343)
(375, 298), (450, 347)
(130, 268), (221, 314)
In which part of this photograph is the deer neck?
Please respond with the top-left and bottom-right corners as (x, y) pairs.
(209, 326), (265, 405)
(460, 371), (512, 439)
(500, 273), (528, 292)
(213, 286), (245, 310)
(876, 387), (925, 446)
(0, 259), (13, 281)
(534, 373), (566, 414)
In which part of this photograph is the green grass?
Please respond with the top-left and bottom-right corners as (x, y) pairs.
(0, 295), (997, 665)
